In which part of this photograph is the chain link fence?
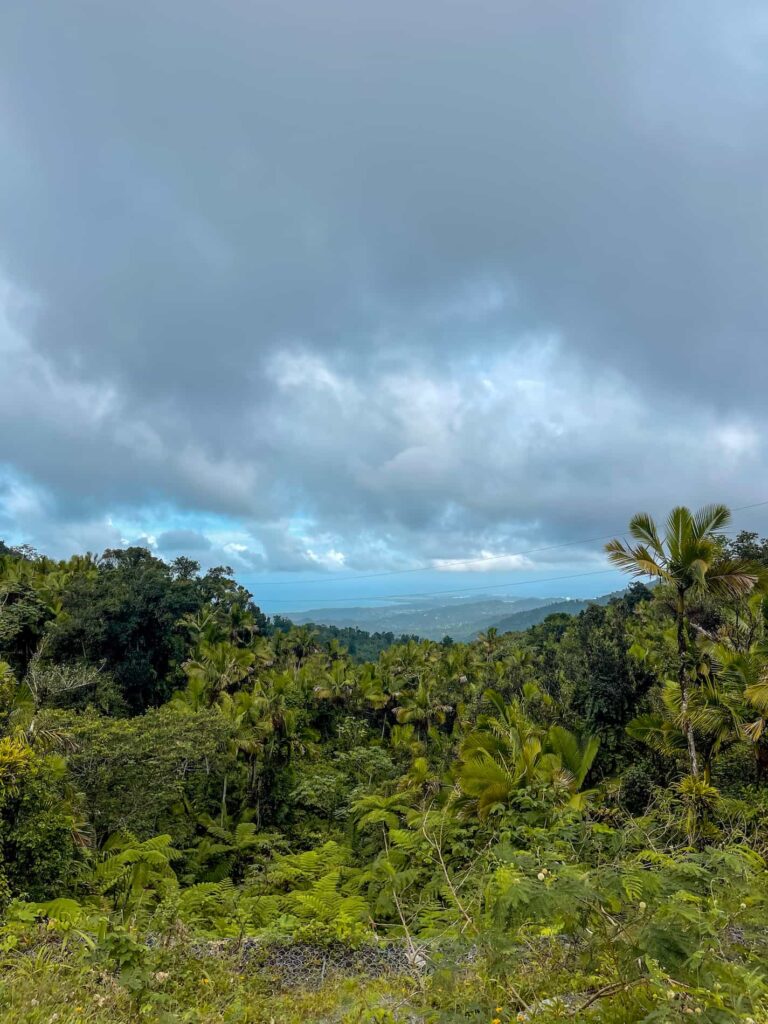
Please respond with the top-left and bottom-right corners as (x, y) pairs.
(179, 937), (453, 990)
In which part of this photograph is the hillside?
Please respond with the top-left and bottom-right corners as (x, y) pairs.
(1, 520), (767, 1023)
(271, 618), (418, 661)
(285, 591), (626, 641)
(488, 592), (616, 633)
(285, 595), (564, 641)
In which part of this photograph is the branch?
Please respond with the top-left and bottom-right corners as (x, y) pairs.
(420, 818), (475, 933)
(572, 977), (648, 1015)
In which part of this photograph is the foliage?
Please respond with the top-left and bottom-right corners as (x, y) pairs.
(38, 705), (233, 843)
(2, 509), (768, 1021)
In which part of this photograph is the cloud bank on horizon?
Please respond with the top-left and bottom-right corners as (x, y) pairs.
(1, 1), (767, 599)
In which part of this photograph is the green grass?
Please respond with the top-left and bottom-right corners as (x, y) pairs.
(0, 943), (425, 1024)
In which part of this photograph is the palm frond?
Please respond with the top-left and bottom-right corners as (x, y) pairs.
(628, 512), (664, 558)
(692, 503), (731, 541)
(605, 539), (666, 579)
(745, 676), (768, 714)
(665, 506), (693, 562)
(703, 560), (758, 600)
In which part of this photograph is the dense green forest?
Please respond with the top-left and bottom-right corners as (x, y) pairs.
(1, 507), (768, 1023)
(271, 617), (420, 664)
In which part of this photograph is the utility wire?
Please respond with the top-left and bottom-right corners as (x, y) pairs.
(236, 498), (768, 600)
(259, 568), (619, 604)
(238, 532), (625, 585)
(255, 513), (768, 605)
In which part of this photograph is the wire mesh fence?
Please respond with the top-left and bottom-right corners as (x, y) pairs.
(250, 940), (419, 988)
(177, 937), (458, 990)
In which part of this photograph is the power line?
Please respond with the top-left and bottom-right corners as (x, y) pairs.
(237, 531), (624, 584)
(257, 567), (619, 604)
(732, 499), (768, 513)
(247, 501), (768, 606)
(237, 497), (768, 591)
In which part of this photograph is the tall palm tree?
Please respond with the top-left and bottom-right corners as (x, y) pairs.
(629, 639), (768, 781)
(476, 626), (502, 664)
(606, 504), (758, 776)
(285, 626), (318, 668)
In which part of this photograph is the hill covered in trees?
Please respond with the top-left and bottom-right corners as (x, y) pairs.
(271, 617), (420, 663)
(486, 594), (613, 634)
(1, 509), (768, 1023)
(285, 595), (600, 642)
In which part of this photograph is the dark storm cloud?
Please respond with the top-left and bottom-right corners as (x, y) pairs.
(1, 1), (767, 565)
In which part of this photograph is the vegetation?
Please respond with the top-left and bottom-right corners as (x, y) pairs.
(283, 597), (588, 644)
(271, 617), (419, 663)
(1, 507), (768, 1022)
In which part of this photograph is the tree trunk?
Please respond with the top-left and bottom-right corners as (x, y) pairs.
(677, 589), (699, 778)
(220, 772), (228, 827)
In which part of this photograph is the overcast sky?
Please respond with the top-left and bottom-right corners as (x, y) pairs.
(2, 1), (768, 611)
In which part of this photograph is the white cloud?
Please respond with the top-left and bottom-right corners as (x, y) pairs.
(432, 552), (535, 572)
(306, 547), (346, 569)
(715, 424), (760, 459)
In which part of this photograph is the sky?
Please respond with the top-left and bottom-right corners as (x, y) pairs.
(2, 1), (768, 613)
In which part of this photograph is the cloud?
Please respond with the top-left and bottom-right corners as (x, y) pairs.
(155, 530), (212, 553)
(433, 553), (535, 573)
(1, 1), (767, 578)
(253, 524), (348, 574)
(0, 468), (124, 556)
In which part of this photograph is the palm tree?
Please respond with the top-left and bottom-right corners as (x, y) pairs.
(324, 638), (347, 663)
(722, 642), (768, 776)
(630, 639), (768, 782)
(226, 602), (259, 645)
(546, 724), (601, 794)
(393, 677), (452, 739)
(314, 660), (354, 704)
(182, 639), (255, 704)
(285, 626), (318, 668)
(606, 504), (758, 776)
(690, 641), (758, 775)
(476, 626), (502, 664)
(351, 663), (388, 712)
(456, 689), (598, 818)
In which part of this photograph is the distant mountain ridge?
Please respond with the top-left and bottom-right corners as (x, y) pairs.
(488, 594), (614, 634)
(285, 591), (619, 642)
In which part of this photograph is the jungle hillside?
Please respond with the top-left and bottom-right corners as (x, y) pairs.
(1, 506), (768, 1023)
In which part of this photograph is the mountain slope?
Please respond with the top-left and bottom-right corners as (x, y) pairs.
(489, 598), (594, 633)
(286, 596), (567, 641)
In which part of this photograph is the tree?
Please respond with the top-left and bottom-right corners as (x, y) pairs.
(607, 505), (758, 777)
(40, 705), (232, 843)
(558, 603), (654, 771)
(723, 530), (768, 566)
(0, 735), (84, 899)
(182, 640), (255, 704)
(313, 660), (354, 704)
(190, 816), (273, 882)
(393, 677), (452, 739)
(44, 548), (262, 712)
(456, 689), (599, 818)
